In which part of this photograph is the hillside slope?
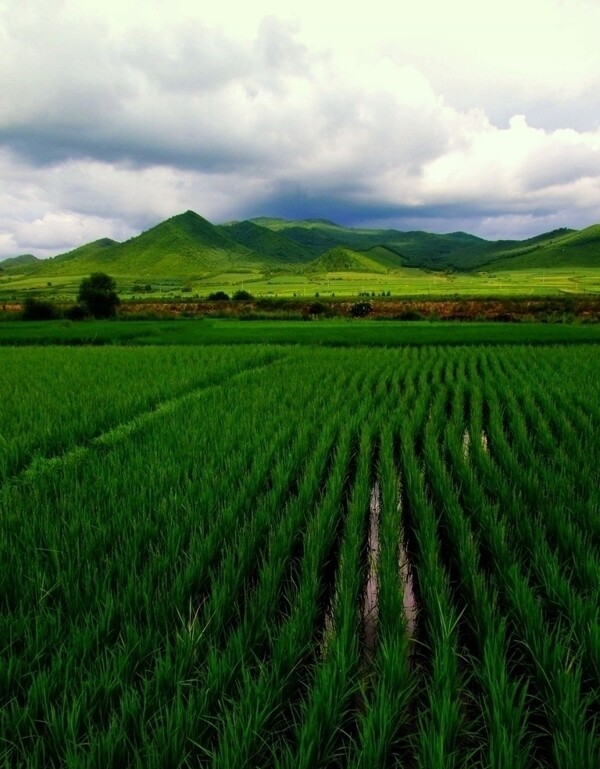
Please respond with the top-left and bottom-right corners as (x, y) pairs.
(220, 221), (312, 265)
(0, 254), (41, 271)
(249, 217), (486, 267)
(483, 226), (600, 271)
(305, 247), (389, 274)
(34, 212), (264, 277)
(37, 239), (120, 274)
(11, 211), (599, 281)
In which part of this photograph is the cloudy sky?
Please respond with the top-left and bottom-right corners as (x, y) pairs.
(1, 0), (599, 257)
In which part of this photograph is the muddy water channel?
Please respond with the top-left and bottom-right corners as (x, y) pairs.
(396, 477), (418, 643)
(362, 483), (381, 660)
(462, 429), (490, 459)
(361, 481), (418, 660)
(321, 479), (419, 664)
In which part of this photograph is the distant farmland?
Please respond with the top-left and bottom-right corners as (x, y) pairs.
(1, 341), (599, 767)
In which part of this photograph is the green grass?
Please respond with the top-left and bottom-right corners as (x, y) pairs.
(4, 263), (599, 302)
(1, 317), (600, 347)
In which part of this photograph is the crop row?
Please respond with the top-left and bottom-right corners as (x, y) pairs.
(0, 345), (287, 483)
(1, 344), (598, 768)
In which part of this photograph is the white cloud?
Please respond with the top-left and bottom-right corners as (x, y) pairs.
(0, 0), (599, 256)
(418, 115), (600, 206)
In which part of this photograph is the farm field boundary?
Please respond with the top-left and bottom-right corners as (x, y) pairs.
(1, 318), (600, 347)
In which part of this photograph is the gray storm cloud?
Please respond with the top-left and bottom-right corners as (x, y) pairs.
(1, 0), (599, 256)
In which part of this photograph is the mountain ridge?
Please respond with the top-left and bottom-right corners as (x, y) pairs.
(0, 254), (40, 269)
(5, 211), (599, 280)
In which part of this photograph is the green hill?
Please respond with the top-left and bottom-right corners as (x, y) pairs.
(305, 247), (389, 274)
(440, 229), (576, 271)
(248, 216), (340, 231)
(359, 245), (410, 270)
(0, 254), (40, 271)
(367, 232), (485, 269)
(39, 238), (120, 271)
(35, 212), (263, 278)
(220, 221), (312, 265)
(483, 225), (600, 271)
(9, 211), (599, 296)
(248, 221), (344, 257)
(249, 217), (486, 267)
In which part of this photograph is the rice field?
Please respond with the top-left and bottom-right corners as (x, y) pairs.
(1, 343), (599, 768)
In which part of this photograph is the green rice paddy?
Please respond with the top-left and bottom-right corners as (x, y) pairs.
(2, 318), (600, 347)
(1, 336), (599, 767)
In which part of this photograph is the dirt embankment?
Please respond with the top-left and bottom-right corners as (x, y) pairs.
(3, 296), (600, 321)
(115, 296), (600, 322)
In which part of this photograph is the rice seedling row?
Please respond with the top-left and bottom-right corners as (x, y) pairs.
(443, 362), (599, 768)
(485, 350), (600, 553)
(1, 344), (598, 768)
(0, 346), (285, 484)
(474, 364), (600, 697)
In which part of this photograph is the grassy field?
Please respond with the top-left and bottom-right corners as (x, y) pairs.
(2, 264), (600, 302)
(192, 265), (600, 299)
(1, 318), (600, 347)
(1, 341), (599, 768)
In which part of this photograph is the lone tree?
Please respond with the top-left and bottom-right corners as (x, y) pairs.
(78, 272), (120, 318)
(349, 301), (372, 318)
(232, 289), (253, 301)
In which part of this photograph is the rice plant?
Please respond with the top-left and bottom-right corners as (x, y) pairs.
(1, 343), (598, 768)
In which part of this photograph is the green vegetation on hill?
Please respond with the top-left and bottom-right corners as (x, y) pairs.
(360, 245), (410, 270)
(487, 225), (600, 270)
(438, 226), (600, 272)
(38, 238), (119, 273)
(250, 217), (487, 268)
(252, 222), (344, 257)
(1, 210), (598, 300)
(305, 247), (389, 274)
(33, 212), (263, 278)
(0, 254), (40, 271)
(220, 220), (312, 265)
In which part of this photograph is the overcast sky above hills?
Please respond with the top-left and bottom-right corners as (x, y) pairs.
(1, 0), (600, 258)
